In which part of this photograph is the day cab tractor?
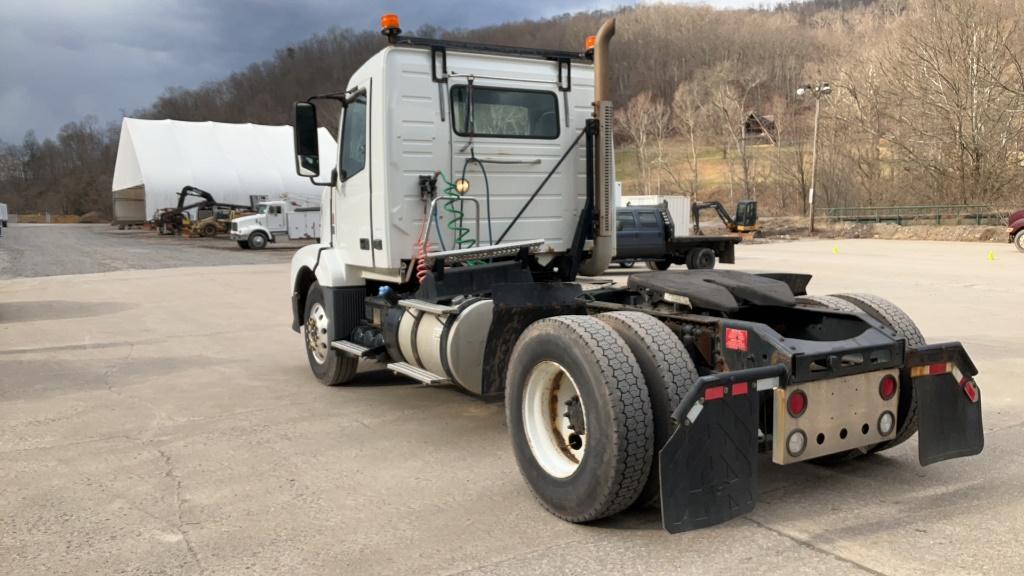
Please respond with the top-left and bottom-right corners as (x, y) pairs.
(287, 15), (984, 533)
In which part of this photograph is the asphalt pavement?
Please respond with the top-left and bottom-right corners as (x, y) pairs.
(1, 226), (1022, 575)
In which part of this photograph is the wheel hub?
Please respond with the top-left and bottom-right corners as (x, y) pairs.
(305, 302), (330, 364)
(522, 361), (587, 478)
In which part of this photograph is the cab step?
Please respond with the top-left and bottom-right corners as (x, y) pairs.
(387, 362), (449, 385)
(331, 340), (370, 357)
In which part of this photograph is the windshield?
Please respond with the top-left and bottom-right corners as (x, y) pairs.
(258, 204), (270, 215)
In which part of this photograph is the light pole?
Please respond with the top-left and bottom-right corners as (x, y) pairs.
(797, 82), (832, 234)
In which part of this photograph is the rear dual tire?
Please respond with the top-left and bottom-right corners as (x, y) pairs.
(506, 316), (653, 522)
(799, 293), (925, 460)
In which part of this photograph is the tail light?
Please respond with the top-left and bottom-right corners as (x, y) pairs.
(879, 374), (897, 400)
(787, 390), (808, 417)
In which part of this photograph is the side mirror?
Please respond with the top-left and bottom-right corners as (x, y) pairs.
(294, 102), (320, 177)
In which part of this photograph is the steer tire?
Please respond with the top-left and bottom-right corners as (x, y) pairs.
(646, 259), (671, 271)
(249, 232), (269, 250)
(686, 247), (716, 270)
(836, 293), (925, 453)
(1015, 230), (1024, 253)
(597, 311), (698, 508)
(304, 282), (358, 386)
(506, 315), (653, 523)
(237, 241), (250, 249)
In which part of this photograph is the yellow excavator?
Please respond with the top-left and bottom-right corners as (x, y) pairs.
(691, 200), (759, 235)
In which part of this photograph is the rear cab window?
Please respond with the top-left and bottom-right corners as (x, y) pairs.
(637, 211), (660, 228)
(451, 85), (559, 139)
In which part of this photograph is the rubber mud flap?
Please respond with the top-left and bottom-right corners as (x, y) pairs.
(908, 342), (984, 466)
(916, 373), (984, 466)
(659, 365), (785, 534)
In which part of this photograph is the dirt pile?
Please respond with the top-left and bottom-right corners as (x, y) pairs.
(760, 216), (1008, 243)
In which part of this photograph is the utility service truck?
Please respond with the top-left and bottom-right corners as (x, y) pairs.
(287, 15), (984, 533)
(231, 200), (321, 249)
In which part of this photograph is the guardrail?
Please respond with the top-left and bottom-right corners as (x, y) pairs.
(820, 205), (1007, 226)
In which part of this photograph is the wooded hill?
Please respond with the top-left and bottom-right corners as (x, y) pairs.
(2, 0), (1023, 218)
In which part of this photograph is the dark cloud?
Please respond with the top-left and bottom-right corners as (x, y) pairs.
(0, 0), (756, 142)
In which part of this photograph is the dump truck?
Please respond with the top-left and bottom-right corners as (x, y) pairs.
(230, 200), (321, 249)
(287, 15), (984, 533)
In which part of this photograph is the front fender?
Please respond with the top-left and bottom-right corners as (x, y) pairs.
(289, 244), (363, 332)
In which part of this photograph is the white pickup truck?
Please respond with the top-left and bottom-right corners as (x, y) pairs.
(230, 200), (320, 249)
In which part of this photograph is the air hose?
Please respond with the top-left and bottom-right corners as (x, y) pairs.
(438, 171), (475, 250)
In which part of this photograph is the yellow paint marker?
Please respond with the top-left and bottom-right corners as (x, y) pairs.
(832, 246), (840, 255)
(987, 250), (996, 262)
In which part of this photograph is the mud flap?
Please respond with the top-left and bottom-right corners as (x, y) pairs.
(908, 343), (984, 466)
(659, 365), (787, 534)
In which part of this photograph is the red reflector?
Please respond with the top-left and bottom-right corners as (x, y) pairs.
(787, 390), (808, 417)
(725, 328), (749, 351)
(928, 362), (949, 375)
(704, 386), (725, 401)
(964, 379), (979, 403)
(879, 375), (897, 400)
(732, 382), (749, 396)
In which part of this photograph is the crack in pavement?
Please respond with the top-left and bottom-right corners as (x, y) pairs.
(744, 517), (889, 576)
(158, 447), (204, 575)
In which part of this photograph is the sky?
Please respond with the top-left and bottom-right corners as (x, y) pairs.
(0, 0), (764, 143)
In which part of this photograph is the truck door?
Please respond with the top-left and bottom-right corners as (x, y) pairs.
(636, 209), (664, 255)
(334, 89), (374, 267)
(267, 204), (285, 232)
(616, 210), (639, 258)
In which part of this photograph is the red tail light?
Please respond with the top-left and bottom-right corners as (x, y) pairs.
(879, 375), (897, 400)
(787, 390), (807, 417)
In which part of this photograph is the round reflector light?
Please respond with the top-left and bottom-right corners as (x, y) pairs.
(878, 411), (896, 436)
(879, 374), (897, 401)
(787, 390), (808, 417)
(787, 429), (807, 457)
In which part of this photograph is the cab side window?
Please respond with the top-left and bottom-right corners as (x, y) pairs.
(340, 94), (367, 179)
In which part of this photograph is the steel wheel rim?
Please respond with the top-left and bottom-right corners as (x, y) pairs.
(522, 361), (587, 478)
(305, 302), (330, 364)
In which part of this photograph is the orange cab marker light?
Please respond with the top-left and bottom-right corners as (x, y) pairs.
(585, 35), (596, 52)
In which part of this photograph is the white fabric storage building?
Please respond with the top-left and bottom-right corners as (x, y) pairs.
(111, 118), (336, 223)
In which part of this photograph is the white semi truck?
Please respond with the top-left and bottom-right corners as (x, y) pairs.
(230, 200), (320, 249)
(286, 14), (984, 532)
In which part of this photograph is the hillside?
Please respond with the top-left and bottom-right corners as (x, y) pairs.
(2, 0), (1023, 218)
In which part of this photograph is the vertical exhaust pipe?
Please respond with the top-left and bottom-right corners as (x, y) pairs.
(579, 18), (616, 277)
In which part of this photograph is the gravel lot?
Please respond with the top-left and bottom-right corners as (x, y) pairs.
(0, 224), (299, 280)
(1, 228), (1023, 575)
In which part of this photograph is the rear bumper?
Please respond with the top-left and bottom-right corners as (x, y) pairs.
(659, 342), (983, 533)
